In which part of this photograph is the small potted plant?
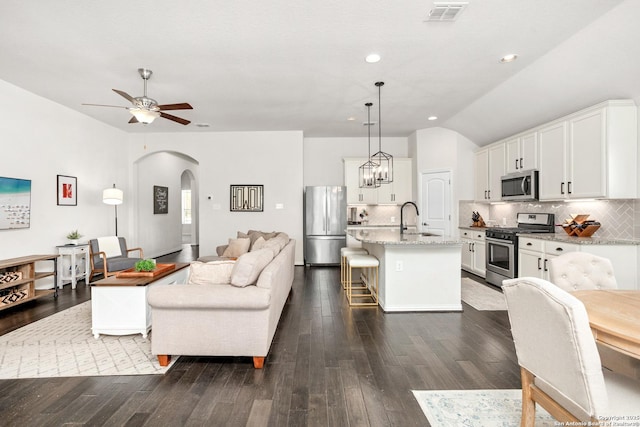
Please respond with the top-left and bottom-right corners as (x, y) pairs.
(135, 259), (156, 272)
(66, 230), (83, 245)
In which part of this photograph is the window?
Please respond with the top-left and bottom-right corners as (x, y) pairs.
(181, 190), (192, 224)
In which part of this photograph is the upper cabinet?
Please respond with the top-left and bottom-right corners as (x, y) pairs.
(478, 100), (638, 202)
(343, 158), (413, 205)
(344, 158), (377, 204)
(474, 143), (505, 202)
(505, 131), (538, 174)
(538, 100), (637, 200)
(377, 158), (413, 204)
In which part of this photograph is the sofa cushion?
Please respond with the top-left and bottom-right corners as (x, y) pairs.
(230, 249), (275, 287)
(97, 256), (138, 272)
(251, 236), (267, 251)
(222, 237), (250, 257)
(188, 260), (236, 285)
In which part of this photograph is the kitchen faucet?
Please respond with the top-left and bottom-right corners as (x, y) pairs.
(400, 201), (419, 234)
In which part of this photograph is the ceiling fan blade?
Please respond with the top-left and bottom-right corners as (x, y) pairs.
(157, 103), (193, 111)
(112, 89), (136, 103)
(82, 103), (129, 109)
(160, 112), (190, 125)
(129, 116), (139, 124)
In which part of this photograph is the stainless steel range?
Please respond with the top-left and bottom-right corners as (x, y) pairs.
(485, 213), (555, 287)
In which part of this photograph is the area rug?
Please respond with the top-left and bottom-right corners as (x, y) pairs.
(461, 278), (507, 311)
(412, 389), (555, 426)
(0, 301), (177, 379)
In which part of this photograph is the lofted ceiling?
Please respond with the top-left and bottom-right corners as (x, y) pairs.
(1, 0), (638, 145)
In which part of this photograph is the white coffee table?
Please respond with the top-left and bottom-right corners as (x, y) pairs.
(90, 263), (189, 339)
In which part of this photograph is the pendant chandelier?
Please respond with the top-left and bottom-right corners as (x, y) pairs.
(370, 81), (393, 184)
(359, 102), (381, 188)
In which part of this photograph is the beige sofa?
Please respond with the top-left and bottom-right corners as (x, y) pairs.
(147, 238), (295, 369)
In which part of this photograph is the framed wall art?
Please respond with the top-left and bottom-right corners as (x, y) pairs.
(57, 175), (77, 206)
(230, 185), (263, 212)
(0, 176), (31, 229)
(153, 185), (168, 214)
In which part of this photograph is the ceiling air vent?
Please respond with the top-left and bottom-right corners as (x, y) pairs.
(425, 2), (468, 22)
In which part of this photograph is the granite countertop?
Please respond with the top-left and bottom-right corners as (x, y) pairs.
(517, 233), (640, 246)
(348, 229), (461, 245)
(458, 226), (488, 231)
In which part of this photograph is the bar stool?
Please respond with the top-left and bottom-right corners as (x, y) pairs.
(345, 254), (379, 307)
(340, 247), (367, 289)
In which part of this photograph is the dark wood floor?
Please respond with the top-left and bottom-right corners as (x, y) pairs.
(0, 246), (520, 426)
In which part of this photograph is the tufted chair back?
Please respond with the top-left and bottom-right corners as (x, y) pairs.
(548, 252), (617, 292)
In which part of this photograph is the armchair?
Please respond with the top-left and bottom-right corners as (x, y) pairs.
(88, 236), (144, 282)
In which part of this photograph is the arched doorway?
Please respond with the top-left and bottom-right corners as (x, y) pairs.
(133, 151), (199, 257)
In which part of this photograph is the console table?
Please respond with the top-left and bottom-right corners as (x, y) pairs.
(90, 263), (189, 339)
(56, 244), (90, 289)
(0, 254), (58, 311)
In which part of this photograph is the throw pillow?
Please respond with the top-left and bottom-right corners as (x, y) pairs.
(222, 237), (250, 257)
(251, 236), (267, 251)
(230, 249), (275, 287)
(188, 260), (236, 285)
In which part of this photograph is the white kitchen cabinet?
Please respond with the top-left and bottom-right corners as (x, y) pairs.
(344, 158), (377, 204)
(505, 131), (538, 174)
(518, 237), (637, 289)
(377, 158), (413, 204)
(344, 158), (412, 205)
(460, 229), (485, 277)
(518, 237), (579, 281)
(474, 144), (505, 202)
(538, 100), (637, 200)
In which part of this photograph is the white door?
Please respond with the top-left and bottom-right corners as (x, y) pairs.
(420, 171), (451, 236)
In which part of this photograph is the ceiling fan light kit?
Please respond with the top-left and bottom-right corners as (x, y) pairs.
(129, 108), (160, 124)
(84, 68), (193, 126)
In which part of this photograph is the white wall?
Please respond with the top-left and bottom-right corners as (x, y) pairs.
(303, 137), (409, 186)
(410, 127), (476, 237)
(128, 131), (305, 264)
(134, 151), (199, 258)
(0, 79), (127, 262)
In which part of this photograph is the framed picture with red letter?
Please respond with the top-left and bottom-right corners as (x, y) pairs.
(57, 175), (77, 206)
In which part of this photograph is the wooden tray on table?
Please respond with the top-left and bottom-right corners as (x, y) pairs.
(116, 263), (176, 278)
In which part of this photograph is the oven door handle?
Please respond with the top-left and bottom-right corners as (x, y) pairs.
(486, 237), (515, 245)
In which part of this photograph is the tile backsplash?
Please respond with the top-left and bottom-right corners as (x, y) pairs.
(348, 205), (417, 227)
(459, 199), (637, 240)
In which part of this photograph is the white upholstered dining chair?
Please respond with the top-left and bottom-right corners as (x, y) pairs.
(548, 251), (617, 292)
(502, 277), (640, 425)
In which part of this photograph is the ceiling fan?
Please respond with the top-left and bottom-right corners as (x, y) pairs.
(83, 68), (193, 125)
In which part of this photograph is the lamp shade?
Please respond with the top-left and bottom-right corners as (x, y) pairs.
(129, 108), (160, 124)
(103, 187), (123, 205)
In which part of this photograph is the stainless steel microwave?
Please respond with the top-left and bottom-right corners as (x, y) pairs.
(501, 170), (539, 201)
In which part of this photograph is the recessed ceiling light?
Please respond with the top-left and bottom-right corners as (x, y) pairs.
(347, 117), (356, 121)
(365, 53), (381, 63)
(195, 123), (210, 128)
(500, 54), (518, 63)
(428, 116), (438, 121)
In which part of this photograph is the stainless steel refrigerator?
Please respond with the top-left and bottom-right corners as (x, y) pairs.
(304, 186), (347, 265)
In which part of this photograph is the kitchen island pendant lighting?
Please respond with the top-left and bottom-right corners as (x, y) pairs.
(359, 102), (381, 189)
(370, 81), (393, 184)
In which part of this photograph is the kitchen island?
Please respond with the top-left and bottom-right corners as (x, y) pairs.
(348, 229), (462, 312)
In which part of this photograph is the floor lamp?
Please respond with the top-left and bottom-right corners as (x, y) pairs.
(103, 184), (123, 236)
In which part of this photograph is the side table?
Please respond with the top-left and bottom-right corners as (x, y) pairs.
(56, 244), (90, 289)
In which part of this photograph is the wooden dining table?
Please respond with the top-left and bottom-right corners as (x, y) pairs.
(572, 289), (640, 360)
